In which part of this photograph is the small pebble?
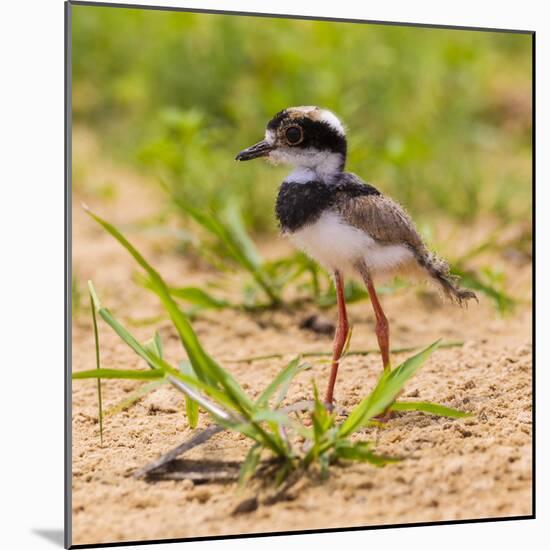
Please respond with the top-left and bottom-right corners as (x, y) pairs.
(299, 314), (335, 335)
(232, 497), (259, 515)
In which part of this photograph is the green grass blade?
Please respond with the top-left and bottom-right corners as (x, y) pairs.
(89, 286), (104, 445)
(170, 286), (231, 310)
(221, 201), (263, 270)
(143, 332), (164, 369)
(153, 331), (164, 358)
(154, 331), (163, 358)
(221, 203), (282, 304)
(238, 444), (261, 488)
(96, 290), (242, 418)
(179, 361), (199, 428)
(334, 442), (399, 466)
(171, 368), (247, 413)
(255, 357), (304, 408)
(85, 282), (287, 458)
(339, 340), (441, 437)
(145, 335), (200, 428)
(75, 364), (240, 426)
(452, 267), (515, 313)
(312, 383), (334, 442)
(217, 417), (285, 455)
(390, 401), (471, 418)
(175, 198), (258, 271)
(273, 362), (310, 408)
(173, 199), (223, 240)
(303, 383), (336, 468)
(73, 368), (166, 380)
(251, 409), (292, 425)
(100, 307), (160, 367)
(84, 207), (214, 380)
(274, 461), (293, 486)
(173, 198), (280, 305)
(154, 285), (255, 412)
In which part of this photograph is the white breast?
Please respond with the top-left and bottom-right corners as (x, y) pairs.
(289, 211), (416, 279)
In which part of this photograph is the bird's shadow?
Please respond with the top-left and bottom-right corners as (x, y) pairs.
(33, 528), (65, 547)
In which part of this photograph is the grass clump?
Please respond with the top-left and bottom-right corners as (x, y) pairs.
(73, 208), (470, 484)
(169, 198), (283, 308)
(162, 198), (513, 313)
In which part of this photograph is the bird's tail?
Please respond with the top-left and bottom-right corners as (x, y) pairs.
(413, 248), (477, 306)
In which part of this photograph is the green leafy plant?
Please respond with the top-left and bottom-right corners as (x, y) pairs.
(73, 208), (470, 484)
(169, 198), (282, 307)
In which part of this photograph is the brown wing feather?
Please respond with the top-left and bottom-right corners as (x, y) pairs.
(334, 193), (477, 305)
(335, 194), (425, 252)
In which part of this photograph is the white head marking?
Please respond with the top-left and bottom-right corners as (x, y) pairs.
(315, 109), (346, 136)
(265, 128), (276, 144)
(291, 106), (346, 136)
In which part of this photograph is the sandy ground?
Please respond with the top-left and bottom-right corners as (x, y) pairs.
(71, 134), (532, 546)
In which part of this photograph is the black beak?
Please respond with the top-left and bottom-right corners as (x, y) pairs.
(235, 140), (273, 161)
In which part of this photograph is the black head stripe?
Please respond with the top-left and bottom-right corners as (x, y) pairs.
(267, 109), (289, 130)
(297, 119), (347, 157)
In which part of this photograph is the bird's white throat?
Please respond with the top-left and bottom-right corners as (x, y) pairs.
(278, 151), (343, 182)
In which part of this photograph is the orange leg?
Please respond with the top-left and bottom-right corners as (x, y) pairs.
(324, 271), (349, 405)
(365, 278), (391, 372)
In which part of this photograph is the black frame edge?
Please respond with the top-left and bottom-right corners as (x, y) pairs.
(70, 515), (535, 549)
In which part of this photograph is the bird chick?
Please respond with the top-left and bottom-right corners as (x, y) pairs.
(237, 106), (476, 404)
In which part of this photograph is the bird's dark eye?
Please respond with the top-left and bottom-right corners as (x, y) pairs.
(285, 125), (303, 145)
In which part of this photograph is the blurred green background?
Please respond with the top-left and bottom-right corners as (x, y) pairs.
(72, 5), (532, 233)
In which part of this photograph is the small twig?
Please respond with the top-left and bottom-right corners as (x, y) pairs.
(226, 341), (465, 364)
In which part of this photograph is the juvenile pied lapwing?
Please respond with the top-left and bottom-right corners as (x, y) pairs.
(236, 106), (476, 406)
